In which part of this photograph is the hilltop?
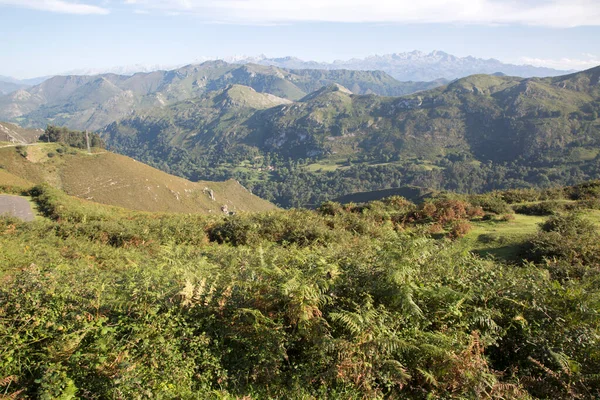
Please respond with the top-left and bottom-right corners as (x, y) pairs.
(0, 62), (441, 131)
(0, 143), (275, 214)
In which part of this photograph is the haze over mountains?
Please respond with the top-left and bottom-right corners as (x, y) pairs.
(232, 51), (573, 81)
(0, 50), (572, 95)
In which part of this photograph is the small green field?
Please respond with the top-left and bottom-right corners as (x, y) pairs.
(462, 209), (600, 261)
(462, 214), (546, 261)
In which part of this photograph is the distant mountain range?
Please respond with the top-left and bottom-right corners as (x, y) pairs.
(231, 51), (574, 81)
(0, 50), (574, 96)
(0, 75), (54, 95)
(0, 61), (443, 131)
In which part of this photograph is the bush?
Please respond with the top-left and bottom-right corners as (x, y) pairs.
(15, 145), (27, 158)
(499, 213), (515, 221)
(469, 193), (512, 214)
(411, 199), (481, 226)
(500, 188), (542, 204)
(317, 201), (344, 216)
(512, 201), (565, 216)
(448, 220), (472, 239)
(574, 198), (600, 210)
(564, 181), (600, 200)
(526, 213), (600, 270)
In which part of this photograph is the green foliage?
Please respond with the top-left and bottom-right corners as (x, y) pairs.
(1, 182), (600, 398)
(525, 213), (600, 279)
(513, 200), (567, 216)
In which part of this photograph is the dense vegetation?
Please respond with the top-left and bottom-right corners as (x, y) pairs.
(1, 181), (599, 398)
(39, 125), (105, 149)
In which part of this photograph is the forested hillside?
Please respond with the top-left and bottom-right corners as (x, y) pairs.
(103, 66), (600, 207)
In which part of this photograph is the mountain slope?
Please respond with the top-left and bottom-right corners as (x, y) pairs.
(0, 143), (276, 213)
(104, 67), (600, 164)
(101, 67), (600, 207)
(0, 122), (42, 144)
(103, 84), (291, 159)
(0, 62), (442, 131)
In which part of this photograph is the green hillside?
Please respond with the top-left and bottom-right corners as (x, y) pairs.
(103, 67), (600, 207)
(0, 143), (276, 214)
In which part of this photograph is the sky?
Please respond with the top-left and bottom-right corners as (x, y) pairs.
(0, 0), (599, 79)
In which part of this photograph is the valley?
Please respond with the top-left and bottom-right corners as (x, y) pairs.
(1, 37), (600, 398)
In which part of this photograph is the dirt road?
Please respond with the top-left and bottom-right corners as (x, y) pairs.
(0, 195), (35, 221)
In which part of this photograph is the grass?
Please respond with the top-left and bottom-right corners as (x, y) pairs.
(462, 210), (600, 262)
(306, 162), (344, 172)
(462, 214), (548, 261)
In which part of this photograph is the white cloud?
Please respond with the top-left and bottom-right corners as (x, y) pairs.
(0, 0), (109, 14)
(520, 55), (600, 70)
(119, 0), (600, 27)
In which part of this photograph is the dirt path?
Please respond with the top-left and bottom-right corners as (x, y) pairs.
(0, 195), (35, 221)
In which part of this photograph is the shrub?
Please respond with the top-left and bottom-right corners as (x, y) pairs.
(500, 188), (542, 204)
(574, 198), (600, 210)
(526, 213), (600, 270)
(317, 201), (344, 216)
(411, 199), (481, 226)
(499, 213), (515, 221)
(564, 180), (600, 200)
(382, 195), (415, 212)
(469, 193), (512, 214)
(512, 201), (565, 216)
(448, 220), (472, 239)
(15, 145), (27, 158)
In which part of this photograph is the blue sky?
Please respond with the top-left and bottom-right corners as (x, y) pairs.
(1, 0), (599, 78)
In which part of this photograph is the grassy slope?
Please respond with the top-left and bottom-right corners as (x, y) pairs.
(0, 168), (35, 189)
(0, 144), (276, 214)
